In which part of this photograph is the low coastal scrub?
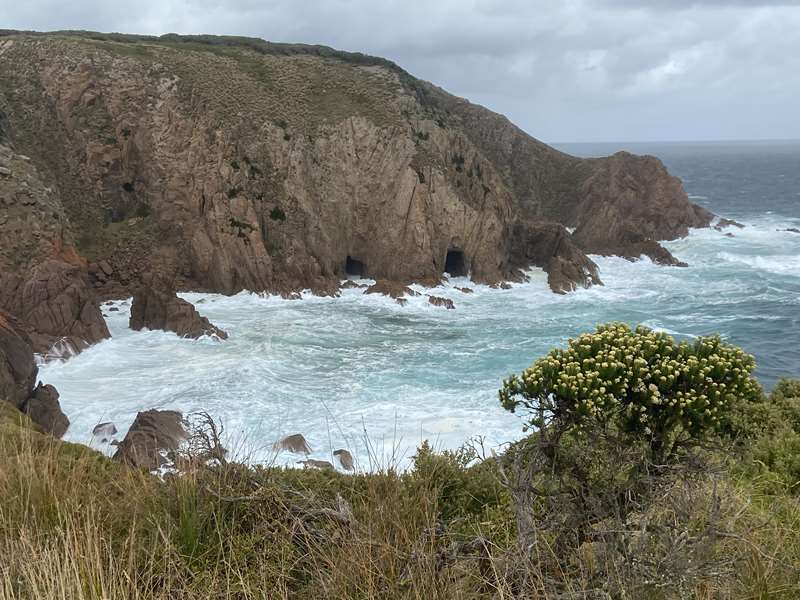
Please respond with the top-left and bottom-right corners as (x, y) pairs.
(1, 324), (799, 599)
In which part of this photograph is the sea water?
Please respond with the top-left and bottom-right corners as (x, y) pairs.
(39, 141), (800, 469)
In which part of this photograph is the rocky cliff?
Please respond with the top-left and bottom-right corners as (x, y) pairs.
(0, 31), (713, 353)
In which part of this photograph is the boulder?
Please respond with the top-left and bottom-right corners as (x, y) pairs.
(273, 433), (312, 455)
(427, 295), (455, 310)
(129, 273), (228, 339)
(91, 421), (118, 442)
(113, 409), (188, 470)
(333, 448), (355, 471)
(0, 261), (110, 356)
(22, 383), (69, 438)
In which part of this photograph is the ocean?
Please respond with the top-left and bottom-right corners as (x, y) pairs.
(39, 141), (800, 468)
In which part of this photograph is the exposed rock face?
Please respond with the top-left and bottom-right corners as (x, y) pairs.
(569, 153), (714, 264)
(0, 309), (70, 437)
(113, 409), (188, 470)
(129, 273), (228, 339)
(0, 32), (713, 301)
(0, 260), (110, 355)
(0, 310), (38, 408)
(22, 382), (69, 438)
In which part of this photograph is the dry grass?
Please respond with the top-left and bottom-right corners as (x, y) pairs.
(1, 409), (799, 599)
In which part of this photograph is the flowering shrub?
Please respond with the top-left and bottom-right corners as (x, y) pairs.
(500, 323), (760, 461)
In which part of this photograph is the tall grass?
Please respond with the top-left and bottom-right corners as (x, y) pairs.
(1, 414), (799, 599)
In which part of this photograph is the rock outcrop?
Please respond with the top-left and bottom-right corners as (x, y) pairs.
(129, 273), (228, 339)
(0, 31), (714, 304)
(428, 295), (455, 309)
(22, 382), (69, 438)
(0, 309), (70, 436)
(113, 409), (188, 470)
(0, 260), (110, 356)
(508, 221), (601, 293)
(273, 433), (312, 455)
(569, 153), (714, 264)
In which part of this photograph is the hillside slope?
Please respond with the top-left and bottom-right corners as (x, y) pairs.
(0, 31), (712, 350)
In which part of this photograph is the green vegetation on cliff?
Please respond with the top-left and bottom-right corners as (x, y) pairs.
(1, 325), (799, 599)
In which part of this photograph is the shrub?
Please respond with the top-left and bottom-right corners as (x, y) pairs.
(500, 322), (760, 464)
(269, 206), (286, 221)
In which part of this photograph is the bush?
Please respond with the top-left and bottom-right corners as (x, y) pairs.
(735, 379), (800, 492)
(500, 322), (760, 464)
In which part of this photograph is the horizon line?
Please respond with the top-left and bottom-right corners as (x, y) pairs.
(550, 138), (800, 146)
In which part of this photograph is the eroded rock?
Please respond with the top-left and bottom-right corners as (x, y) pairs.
(130, 273), (228, 340)
(714, 218), (745, 231)
(22, 383), (69, 438)
(365, 280), (420, 300)
(274, 433), (312, 455)
(333, 448), (355, 471)
(0, 261), (110, 356)
(0, 309), (69, 437)
(509, 221), (601, 293)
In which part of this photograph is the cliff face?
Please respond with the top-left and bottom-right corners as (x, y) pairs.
(0, 31), (712, 351)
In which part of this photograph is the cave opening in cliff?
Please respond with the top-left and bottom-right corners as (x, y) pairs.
(444, 249), (467, 277)
(345, 256), (366, 278)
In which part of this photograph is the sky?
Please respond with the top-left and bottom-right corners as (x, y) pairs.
(3, 0), (800, 142)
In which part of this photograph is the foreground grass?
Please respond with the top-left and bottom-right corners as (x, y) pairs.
(1, 389), (800, 599)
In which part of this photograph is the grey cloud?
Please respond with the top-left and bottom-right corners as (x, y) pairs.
(1, 0), (798, 142)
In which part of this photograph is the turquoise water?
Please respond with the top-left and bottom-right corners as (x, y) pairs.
(39, 141), (800, 468)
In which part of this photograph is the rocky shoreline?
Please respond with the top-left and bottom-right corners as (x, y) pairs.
(0, 30), (719, 442)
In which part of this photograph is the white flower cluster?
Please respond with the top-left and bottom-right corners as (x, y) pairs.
(500, 323), (758, 438)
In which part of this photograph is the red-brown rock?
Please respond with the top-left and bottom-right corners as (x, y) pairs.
(0, 261), (110, 356)
(22, 382), (69, 438)
(130, 273), (228, 339)
(0, 309), (70, 437)
(113, 409), (188, 470)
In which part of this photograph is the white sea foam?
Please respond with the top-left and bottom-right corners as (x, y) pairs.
(38, 216), (800, 470)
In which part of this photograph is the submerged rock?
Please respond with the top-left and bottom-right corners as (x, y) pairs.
(364, 280), (420, 300)
(427, 295), (455, 310)
(714, 218), (745, 231)
(113, 410), (188, 470)
(129, 273), (228, 340)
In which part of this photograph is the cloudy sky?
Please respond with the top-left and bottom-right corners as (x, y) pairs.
(3, 0), (799, 142)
